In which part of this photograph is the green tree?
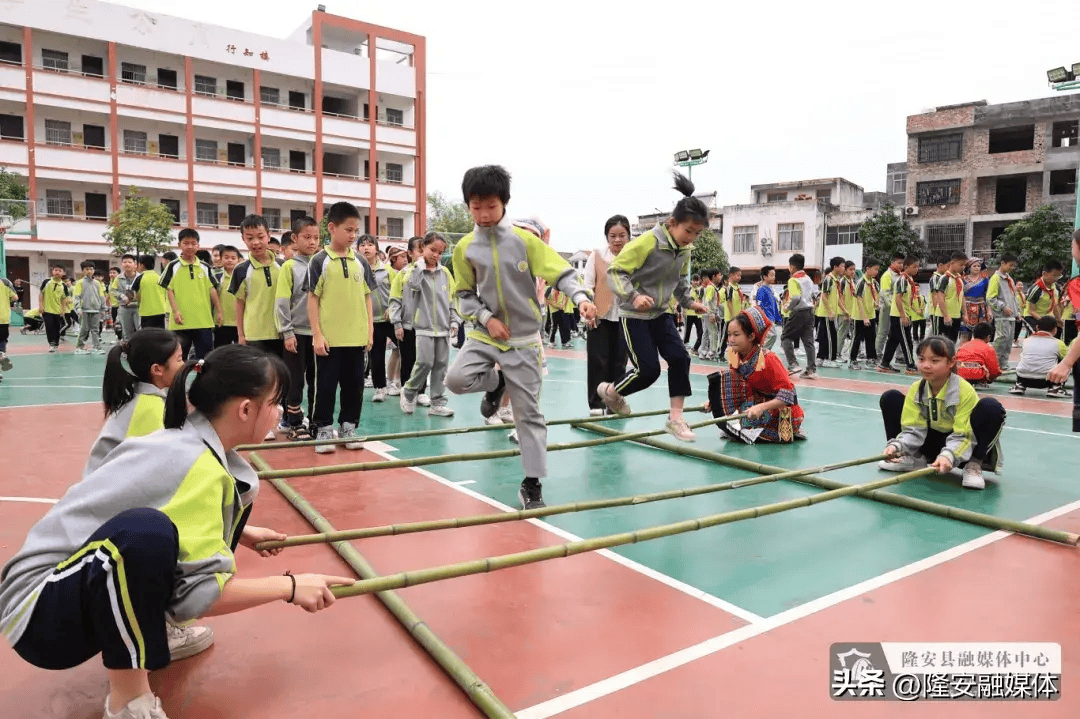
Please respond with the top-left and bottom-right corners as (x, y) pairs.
(0, 167), (29, 220)
(993, 204), (1073, 283)
(690, 228), (728, 275)
(102, 187), (175, 257)
(858, 202), (925, 267)
(427, 192), (473, 234)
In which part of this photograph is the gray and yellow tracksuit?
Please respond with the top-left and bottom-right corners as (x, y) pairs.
(1, 412), (257, 670)
(391, 260), (460, 407)
(110, 272), (141, 338)
(72, 276), (107, 349)
(446, 214), (588, 478)
(275, 253), (313, 340)
(608, 224), (695, 319)
(987, 270), (1019, 369)
(83, 382), (167, 477)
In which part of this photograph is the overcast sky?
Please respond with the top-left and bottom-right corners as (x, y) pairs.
(116, 0), (1080, 252)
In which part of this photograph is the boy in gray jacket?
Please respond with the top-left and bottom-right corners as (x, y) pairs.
(446, 166), (596, 510)
(275, 217), (320, 439)
(73, 259), (107, 354)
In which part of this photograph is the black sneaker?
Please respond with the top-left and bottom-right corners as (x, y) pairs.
(480, 370), (506, 419)
(518, 479), (545, 510)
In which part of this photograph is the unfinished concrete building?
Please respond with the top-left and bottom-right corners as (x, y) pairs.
(901, 97), (1080, 261)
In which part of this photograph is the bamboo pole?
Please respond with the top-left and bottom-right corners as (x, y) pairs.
(255, 453), (889, 551)
(575, 422), (1080, 546)
(249, 453), (517, 719)
(253, 413), (745, 480)
(237, 404), (707, 451)
(327, 466), (938, 599)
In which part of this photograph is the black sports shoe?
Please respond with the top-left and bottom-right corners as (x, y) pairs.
(480, 370), (506, 418)
(518, 478), (545, 510)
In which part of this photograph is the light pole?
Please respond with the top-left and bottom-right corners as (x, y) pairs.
(674, 149), (710, 181)
(1047, 64), (1080, 275)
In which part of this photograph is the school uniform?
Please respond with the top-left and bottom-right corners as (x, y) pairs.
(132, 270), (169, 329)
(849, 275), (879, 365)
(110, 273), (140, 340)
(83, 383), (167, 477)
(389, 264), (422, 394)
(1024, 279), (1060, 337)
(39, 277), (71, 348)
(683, 285), (703, 347)
(607, 222), (695, 399)
(229, 255), (282, 355)
(0, 412), (255, 672)
(781, 271), (817, 372)
(306, 246), (372, 431)
(942, 272), (964, 341)
(880, 274), (917, 370)
(699, 283), (719, 358)
(214, 269), (238, 347)
(927, 271), (947, 336)
(367, 259), (398, 391)
(160, 257), (218, 360)
(276, 253), (315, 426)
(584, 246), (629, 410)
(0, 278), (16, 358)
(446, 214), (587, 480)
(72, 276), (107, 351)
(815, 273), (841, 363)
(987, 270), (1019, 369)
(392, 260), (459, 407)
(1014, 333), (1071, 393)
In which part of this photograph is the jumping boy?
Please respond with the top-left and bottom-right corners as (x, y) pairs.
(446, 165), (596, 510)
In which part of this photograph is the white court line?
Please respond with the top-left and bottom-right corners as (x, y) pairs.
(517, 498), (1080, 719)
(363, 441), (765, 625)
(0, 497), (58, 504)
(799, 397), (1079, 439)
(796, 381), (1073, 417)
(1, 384), (99, 389)
(0, 375), (102, 381)
(454, 480), (477, 485)
(0, 400), (99, 410)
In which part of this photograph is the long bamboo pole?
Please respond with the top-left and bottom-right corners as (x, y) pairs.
(255, 453), (889, 551)
(253, 413), (744, 480)
(326, 466), (938, 599)
(575, 422), (1080, 546)
(250, 453), (517, 719)
(238, 404), (707, 451)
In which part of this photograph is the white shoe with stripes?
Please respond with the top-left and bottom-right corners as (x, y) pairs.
(167, 621), (214, 661)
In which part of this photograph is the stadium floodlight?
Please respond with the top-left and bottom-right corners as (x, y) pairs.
(1047, 67), (1072, 84)
(688, 149), (709, 161)
(673, 148), (710, 179)
(1073, 62), (1080, 76)
(674, 151), (690, 163)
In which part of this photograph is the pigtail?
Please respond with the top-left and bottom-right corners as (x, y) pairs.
(671, 171), (708, 225)
(101, 340), (136, 417)
(672, 170), (695, 198)
(164, 359), (201, 429)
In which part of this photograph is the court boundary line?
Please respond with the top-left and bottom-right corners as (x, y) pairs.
(515, 497), (1080, 719)
(0, 497), (58, 504)
(0, 400), (99, 410)
(360, 441), (765, 625)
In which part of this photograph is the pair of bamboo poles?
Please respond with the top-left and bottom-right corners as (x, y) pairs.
(249, 406), (1078, 719)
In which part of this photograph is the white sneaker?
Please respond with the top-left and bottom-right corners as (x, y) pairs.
(589, 408), (605, 416)
(877, 455), (928, 472)
(417, 393), (431, 407)
(483, 414), (504, 425)
(665, 417), (696, 442)
(598, 382), (631, 415)
(508, 428), (519, 444)
(400, 395), (415, 414)
(339, 422), (364, 450)
(496, 405), (514, 422)
(264, 430), (276, 441)
(104, 692), (169, 719)
(166, 621), (214, 661)
(387, 382), (402, 396)
(93, 348), (106, 355)
(962, 462), (986, 490)
(365, 377), (374, 388)
(74, 348), (90, 355)
(373, 388), (388, 402)
(428, 405), (455, 417)
(314, 426), (337, 454)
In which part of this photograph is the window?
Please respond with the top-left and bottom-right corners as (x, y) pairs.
(988, 125), (1034, 154)
(161, 199), (181, 224)
(260, 86), (280, 105)
(263, 208), (282, 230)
(81, 55), (104, 78)
(777, 223), (804, 251)
(995, 176), (1027, 213)
(45, 189), (74, 216)
(194, 75), (217, 96)
(892, 171), (908, 195)
(0, 114), (24, 140)
(0, 41), (22, 66)
(767, 192), (787, 203)
(385, 108), (404, 126)
(916, 179), (961, 206)
(121, 62), (146, 85)
(158, 134), (179, 159)
(196, 202), (219, 226)
(227, 143), (245, 166)
(226, 80), (245, 102)
(41, 49), (69, 72)
(385, 217), (404, 239)
(826, 224), (861, 246)
(385, 163), (404, 183)
(85, 193), (107, 220)
(288, 91), (306, 111)
(1049, 169), (1077, 195)
(261, 147), (281, 169)
(1052, 120), (1079, 148)
(289, 150), (306, 172)
(156, 68), (177, 90)
(195, 139), (218, 162)
(123, 130), (147, 155)
(925, 224), (966, 256)
(816, 189), (832, 203)
(44, 119), (71, 145)
(733, 226), (757, 254)
(917, 133), (963, 163)
(83, 124), (106, 150)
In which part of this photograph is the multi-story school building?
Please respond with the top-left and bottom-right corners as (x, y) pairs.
(0, 0), (425, 309)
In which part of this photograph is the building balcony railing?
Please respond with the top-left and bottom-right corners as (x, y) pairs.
(33, 63), (108, 81)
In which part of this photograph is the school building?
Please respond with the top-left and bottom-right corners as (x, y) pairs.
(0, 0), (425, 309)
(893, 96), (1080, 262)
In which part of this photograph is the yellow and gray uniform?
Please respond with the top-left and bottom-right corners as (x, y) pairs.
(274, 253), (313, 341)
(608, 223), (695, 319)
(446, 214), (588, 479)
(876, 268), (900, 354)
(83, 383), (167, 477)
(110, 273), (140, 338)
(987, 270), (1019, 368)
(72, 276), (107, 349)
(391, 260), (460, 407)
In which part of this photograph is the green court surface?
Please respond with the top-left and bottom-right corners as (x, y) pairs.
(2, 331), (1077, 619)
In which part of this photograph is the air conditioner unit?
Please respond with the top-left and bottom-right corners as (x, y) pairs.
(905, 206), (919, 216)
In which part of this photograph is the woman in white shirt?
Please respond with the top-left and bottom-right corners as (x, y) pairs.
(584, 216), (631, 414)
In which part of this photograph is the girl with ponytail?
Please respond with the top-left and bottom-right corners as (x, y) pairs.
(84, 327), (183, 477)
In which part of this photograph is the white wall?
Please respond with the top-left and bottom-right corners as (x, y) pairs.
(723, 201), (824, 270)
